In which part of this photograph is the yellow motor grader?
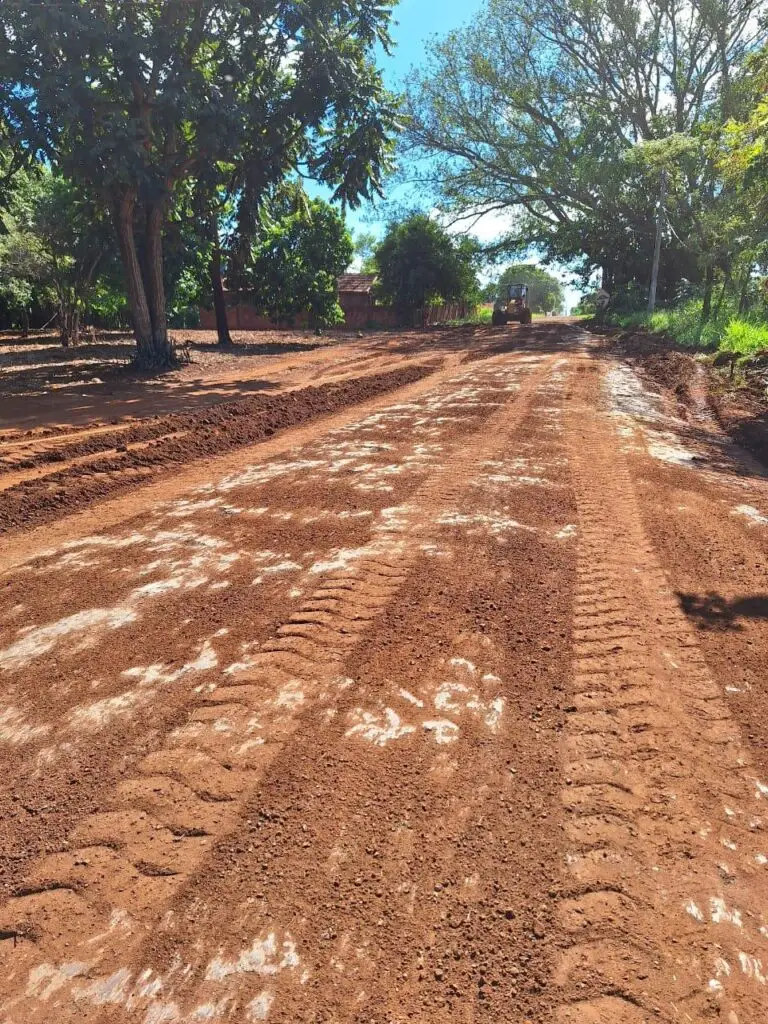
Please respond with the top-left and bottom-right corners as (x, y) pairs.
(491, 283), (532, 326)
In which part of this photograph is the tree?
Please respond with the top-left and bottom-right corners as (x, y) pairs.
(402, 0), (765, 300)
(353, 230), (379, 273)
(720, 45), (768, 312)
(240, 198), (354, 327)
(0, 170), (114, 345)
(485, 264), (564, 313)
(1, 0), (398, 367)
(374, 214), (479, 323)
(34, 176), (115, 345)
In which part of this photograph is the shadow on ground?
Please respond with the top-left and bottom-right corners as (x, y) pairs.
(677, 591), (768, 631)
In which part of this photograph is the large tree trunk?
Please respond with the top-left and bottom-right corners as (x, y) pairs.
(144, 202), (172, 366)
(210, 219), (232, 346)
(58, 304), (80, 348)
(114, 192), (155, 361)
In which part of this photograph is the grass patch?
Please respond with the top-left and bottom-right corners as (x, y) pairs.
(720, 319), (768, 357)
(613, 299), (768, 358)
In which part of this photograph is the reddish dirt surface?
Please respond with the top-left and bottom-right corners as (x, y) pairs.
(0, 321), (767, 1023)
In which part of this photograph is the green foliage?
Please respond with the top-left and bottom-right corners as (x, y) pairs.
(353, 230), (379, 274)
(242, 199), (353, 327)
(486, 264), (564, 313)
(620, 298), (768, 357)
(0, 168), (116, 340)
(0, 0), (400, 362)
(719, 320), (768, 356)
(403, 0), (766, 300)
(646, 301), (724, 349)
(373, 214), (479, 322)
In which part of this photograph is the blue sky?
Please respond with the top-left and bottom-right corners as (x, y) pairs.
(382, 0), (483, 88)
(339, 0), (585, 309)
(339, 0), (484, 240)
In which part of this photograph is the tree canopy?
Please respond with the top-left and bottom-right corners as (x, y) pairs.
(403, 0), (767, 305)
(240, 198), (353, 327)
(0, 168), (117, 341)
(373, 214), (479, 323)
(0, 0), (398, 364)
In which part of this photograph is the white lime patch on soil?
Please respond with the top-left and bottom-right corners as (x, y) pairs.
(212, 459), (324, 494)
(1, 529), (241, 671)
(64, 639), (220, 735)
(555, 524), (577, 540)
(379, 505), (413, 533)
(604, 362), (706, 467)
(274, 682), (305, 710)
(0, 704), (51, 744)
(162, 497), (222, 519)
(738, 952), (767, 984)
(309, 546), (372, 574)
(122, 639), (219, 689)
(423, 719), (460, 744)
(347, 649), (505, 749)
(205, 932), (300, 981)
(345, 708), (416, 746)
(399, 689), (424, 708)
(248, 991), (275, 1020)
(647, 436), (701, 466)
(19, 940), (292, 1022)
(31, 532), (149, 574)
(685, 900), (705, 922)
(25, 961), (90, 1000)
(84, 908), (134, 948)
(472, 456), (555, 488)
(67, 690), (141, 732)
(710, 896), (743, 928)
(0, 606), (138, 671)
(733, 504), (768, 526)
(252, 560), (302, 585)
(433, 683), (505, 732)
(437, 511), (534, 538)
(308, 536), (404, 575)
(449, 656), (476, 673)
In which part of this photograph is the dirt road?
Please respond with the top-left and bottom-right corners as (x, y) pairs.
(0, 322), (767, 1023)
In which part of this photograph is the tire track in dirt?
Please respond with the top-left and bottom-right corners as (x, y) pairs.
(0, 357), (478, 574)
(0, 365), (436, 535)
(0, 352), (558, 1022)
(556, 352), (768, 1023)
(0, 434), (189, 492)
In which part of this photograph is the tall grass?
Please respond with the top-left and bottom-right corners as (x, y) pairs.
(617, 298), (768, 357)
(720, 319), (768, 356)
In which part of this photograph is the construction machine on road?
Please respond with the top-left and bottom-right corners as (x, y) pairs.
(492, 283), (532, 326)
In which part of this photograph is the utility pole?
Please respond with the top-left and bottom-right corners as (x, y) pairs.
(648, 169), (667, 314)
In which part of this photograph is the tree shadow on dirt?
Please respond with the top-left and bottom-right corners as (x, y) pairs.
(186, 340), (327, 357)
(677, 591), (768, 631)
(0, 371), (283, 434)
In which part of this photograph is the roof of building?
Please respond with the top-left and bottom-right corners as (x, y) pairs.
(338, 273), (377, 294)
